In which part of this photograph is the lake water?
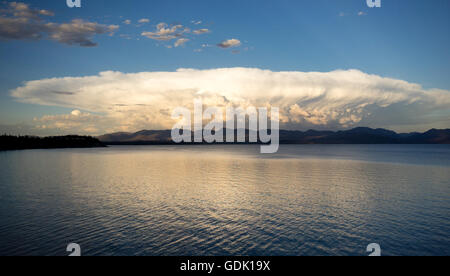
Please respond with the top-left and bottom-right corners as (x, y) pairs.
(0, 145), (449, 256)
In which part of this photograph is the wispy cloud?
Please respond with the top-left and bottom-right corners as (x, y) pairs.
(141, 22), (215, 49)
(217, 39), (241, 48)
(0, 2), (118, 47)
(48, 20), (119, 47)
(193, 28), (210, 35)
(138, 18), (150, 24)
(174, 38), (189, 47)
(32, 110), (104, 134)
(4, 2), (54, 20)
(141, 22), (188, 41)
(340, 11), (368, 17)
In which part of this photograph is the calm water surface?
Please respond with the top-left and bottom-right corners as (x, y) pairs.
(0, 145), (449, 256)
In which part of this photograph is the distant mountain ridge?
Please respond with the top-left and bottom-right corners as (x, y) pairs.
(98, 127), (450, 145)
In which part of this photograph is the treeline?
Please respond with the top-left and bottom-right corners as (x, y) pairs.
(0, 135), (106, 151)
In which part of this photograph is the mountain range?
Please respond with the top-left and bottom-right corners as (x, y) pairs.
(98, 127), (450, 145)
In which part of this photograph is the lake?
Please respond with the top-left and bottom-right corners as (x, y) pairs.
(0, 145), (449, 256)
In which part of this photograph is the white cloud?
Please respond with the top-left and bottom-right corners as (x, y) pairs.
(5, 2), (54, 20)
(193, 29), (210, 35)
(358, 11), (367, 16)
(10, 68), (450, 134)
(71, 110), (82, 116)
(141, 22), (211, 48)
(141, 22), (188, 41)
(123, 19), (131, 25)
(138, 18), (150, 24)
(174, 38), (189, 47)
(47, 20), (119, 47)
(0, 2), (119, 47)
(32, 110), (106, 134)
(119, 34), (132, 40)
(217, 39), (241, 48)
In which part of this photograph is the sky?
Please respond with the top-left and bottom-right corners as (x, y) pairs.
(0, 0), (449, 135)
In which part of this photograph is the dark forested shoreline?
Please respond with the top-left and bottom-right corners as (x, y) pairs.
(2, 127), (449, 151)
(0, 135), (106, 151)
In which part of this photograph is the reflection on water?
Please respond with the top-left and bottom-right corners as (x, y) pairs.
(0, 145), (449, 256)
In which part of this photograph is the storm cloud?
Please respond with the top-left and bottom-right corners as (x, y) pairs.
(10, 68), (450, 134)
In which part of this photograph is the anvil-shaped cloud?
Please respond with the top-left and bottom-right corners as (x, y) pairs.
(11, 68), (450, 134)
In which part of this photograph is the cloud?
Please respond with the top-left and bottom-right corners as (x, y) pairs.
(4, 2), (54, 20)
(340, 11), (367, 17)
(217, 39), (241, 48)
(0, 16), (46, 40)
(0, 2), (118, 47)
(119, 34), (132, 40)
(32, 110), (107, 135)
(10, 68), (450, 134)
(141, 22), (188, 41)
(193, 28), (210, 35)
(123, 19), (131, 25)
(138, 18), (150, 24)
(174, 38), (189, 47)
(47, 20), (119, 47)
(141, 22), (212, 48)
(71, 110), (82, 116)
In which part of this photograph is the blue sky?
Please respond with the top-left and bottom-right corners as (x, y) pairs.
(1, 0), (449, 134)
